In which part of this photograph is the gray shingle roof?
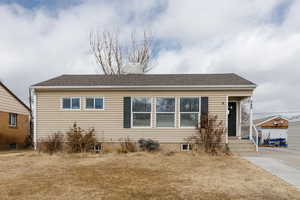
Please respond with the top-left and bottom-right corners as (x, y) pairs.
(32, 73), (256, 87)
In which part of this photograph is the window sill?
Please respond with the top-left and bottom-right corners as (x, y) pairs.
(84, 109), (105, 111)
(61, 109), (81, 111)
(131, 126), (152, 129)
(155, 127), (176, 129)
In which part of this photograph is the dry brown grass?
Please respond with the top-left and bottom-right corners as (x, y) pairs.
(0, 151), (299, 200)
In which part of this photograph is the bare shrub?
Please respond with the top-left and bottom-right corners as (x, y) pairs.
(117, 137), (137, 153)
(66, 123), (97, 153)
(38, 133), (64, 155)
(138, 138), (160, 152)
(187, 115), (225, 155)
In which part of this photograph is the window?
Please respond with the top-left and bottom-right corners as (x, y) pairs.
(9, 113), (17, 127)
(86, 97), (104, 110)
(132, 97), (151, 127)
(181, 144), (192, 151)
(94, 144), (102, 152)
(180, 97), (200, 127)
(62, 97), (80, 109)
(156, 97), (175, 127)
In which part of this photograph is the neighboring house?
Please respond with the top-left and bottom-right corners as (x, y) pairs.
(30, 73), (256, 151)
(254, 116), (288, 143)
(288, 121), (300, 151)
(0, 82), (31, 149)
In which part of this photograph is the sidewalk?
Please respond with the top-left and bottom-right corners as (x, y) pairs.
(243, 148), (300, 190)
(244, 157), (300, 190)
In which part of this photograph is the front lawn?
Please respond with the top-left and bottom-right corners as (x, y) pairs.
(0, 151), (299, 200)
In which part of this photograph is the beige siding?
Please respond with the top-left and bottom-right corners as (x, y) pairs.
(35, 90), (252, 143)
(0, 85), (29, 115)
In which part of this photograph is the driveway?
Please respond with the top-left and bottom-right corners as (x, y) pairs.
(243, 147), (300, 190)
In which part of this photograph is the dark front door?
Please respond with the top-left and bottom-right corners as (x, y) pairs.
(228, 102), (237, 137)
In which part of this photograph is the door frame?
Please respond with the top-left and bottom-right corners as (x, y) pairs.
(228, 100), (240, 138)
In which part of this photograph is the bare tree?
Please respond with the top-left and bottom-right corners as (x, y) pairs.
(90, 30), (153, 75)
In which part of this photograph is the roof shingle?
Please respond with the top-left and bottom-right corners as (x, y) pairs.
(32, 73), (256, 87)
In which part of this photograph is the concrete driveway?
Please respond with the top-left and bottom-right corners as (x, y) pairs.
(242, 148), (300, 190)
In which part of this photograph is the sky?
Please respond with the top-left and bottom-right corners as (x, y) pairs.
(0, 0), (300, 119)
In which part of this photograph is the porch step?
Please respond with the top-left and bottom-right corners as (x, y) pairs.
(228, 139), (256, 154)
(228, 139), (253, 144)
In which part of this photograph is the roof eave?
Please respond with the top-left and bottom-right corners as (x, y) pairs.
(30, 84), (256, 91)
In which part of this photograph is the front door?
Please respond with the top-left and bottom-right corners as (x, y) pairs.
(228, 102), (237, 137)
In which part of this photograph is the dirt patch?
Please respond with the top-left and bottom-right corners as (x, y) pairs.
(0, 151), (299, 200)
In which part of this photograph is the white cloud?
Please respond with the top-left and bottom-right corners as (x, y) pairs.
(151, 0), (300, 115)
(0, 0), (300, 117)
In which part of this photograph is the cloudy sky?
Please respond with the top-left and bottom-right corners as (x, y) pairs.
(0, 0), (300, 118)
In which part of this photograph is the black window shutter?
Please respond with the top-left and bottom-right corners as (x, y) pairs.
(123, 97), (131, 128)
(201, 97), (209, 128)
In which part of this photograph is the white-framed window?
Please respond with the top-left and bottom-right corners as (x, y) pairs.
(155, 97), (176, 128)
(9, 113), (17, 127)
(180, 97), (200, 128)
(85, 97), (104, 110)
(132, 97), (152, 128)
(181, 144), (192, 151)
(62, 97), (81, 110)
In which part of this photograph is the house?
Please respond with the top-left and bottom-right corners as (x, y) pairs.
(254, 116), (288, 144)
(30, 73), (257, 151)
(288, 121), (300, 151)
(0, 81), (31, 149)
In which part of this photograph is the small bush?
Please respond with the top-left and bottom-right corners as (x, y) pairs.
(38, 133), (64, 155)
(187, 115), (225, 155)
(118, 137), (137, 153)
(138, 138), (160, 152)
(66, 123), (97, 153)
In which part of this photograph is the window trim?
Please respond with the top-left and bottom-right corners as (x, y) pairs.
(131, 96), (153, 128)
(84, 97), (105, 111)
(181, 143), (192, 151)
(61, 97), (81, 110)
(8, 113), (17, 128)
(155, 96), (176, 128)
(179, 96), (201, 128)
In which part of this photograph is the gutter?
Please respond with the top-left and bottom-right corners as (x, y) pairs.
(30, 84), (257, 91)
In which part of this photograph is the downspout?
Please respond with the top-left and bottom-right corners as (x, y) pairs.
(249, 96), (253, 140)
(28, 88), (33, 148)
(29, 88), (37, 150)
(225, 95), (229, 144)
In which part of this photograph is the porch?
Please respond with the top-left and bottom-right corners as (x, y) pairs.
(226, 96), (258, 153)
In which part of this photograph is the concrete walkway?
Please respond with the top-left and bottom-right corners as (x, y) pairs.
(243, 148), (300, 190)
